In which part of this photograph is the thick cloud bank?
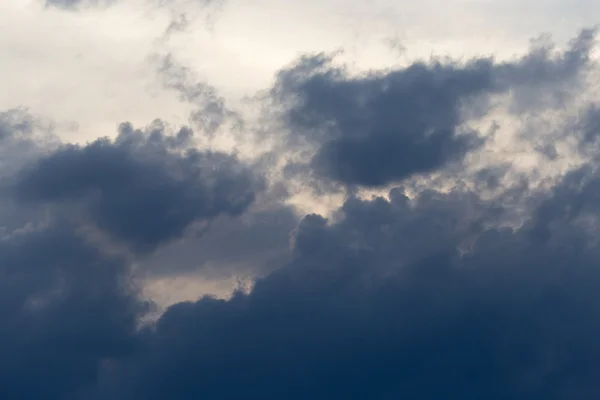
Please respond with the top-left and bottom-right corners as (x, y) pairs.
(106, 178), (600, 399)
(3, 30), (600, 400)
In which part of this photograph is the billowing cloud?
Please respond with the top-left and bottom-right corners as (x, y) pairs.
(12, 120), (262, 253)
(90, 162), (600, 399)
(0, 111), (260, 399)
(274, 30), (596, 188)
(3, 22), (600, 400)
(0, 221), (145, 400)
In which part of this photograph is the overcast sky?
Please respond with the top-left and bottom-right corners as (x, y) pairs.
(3, 1), (600, 399)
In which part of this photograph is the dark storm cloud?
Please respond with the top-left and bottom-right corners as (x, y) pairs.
(274, 30), (596, 188)
(0, 117), (144, 399)
(93, 165), (600, 399)
(13, 120), (262, 253)
(0, 221), (145, 400)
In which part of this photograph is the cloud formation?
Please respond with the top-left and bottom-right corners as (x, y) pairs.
(0, 221), (144, 400)
(93, 162), (600, 399)
(3, 27), (600, 400)
(12, 120), (262, 253)
(274, 30), (596, 188)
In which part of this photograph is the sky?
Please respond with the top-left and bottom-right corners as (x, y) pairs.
(3, 0), (600, 398)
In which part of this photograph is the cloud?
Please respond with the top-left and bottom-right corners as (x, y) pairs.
(85, 161), (600, 399)
(12, 120), (262, 253)
(0, 220), (146, 400)
(273, 30), (596, 188)
(0, 109), (261, 399)
(0, 108), (57, 173)
(3, 25), (600, 400)
(157, 55), (241, 135)
(44, 0), (114, 10)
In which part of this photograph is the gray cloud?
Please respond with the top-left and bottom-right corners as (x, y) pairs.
(0, 221), (146, 400)
(90, 163), (600, 399)
(12, 120), (262, 253)
(273, 29), (596, 188)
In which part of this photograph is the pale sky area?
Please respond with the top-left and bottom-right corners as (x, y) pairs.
(1, 0), (597, 142)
